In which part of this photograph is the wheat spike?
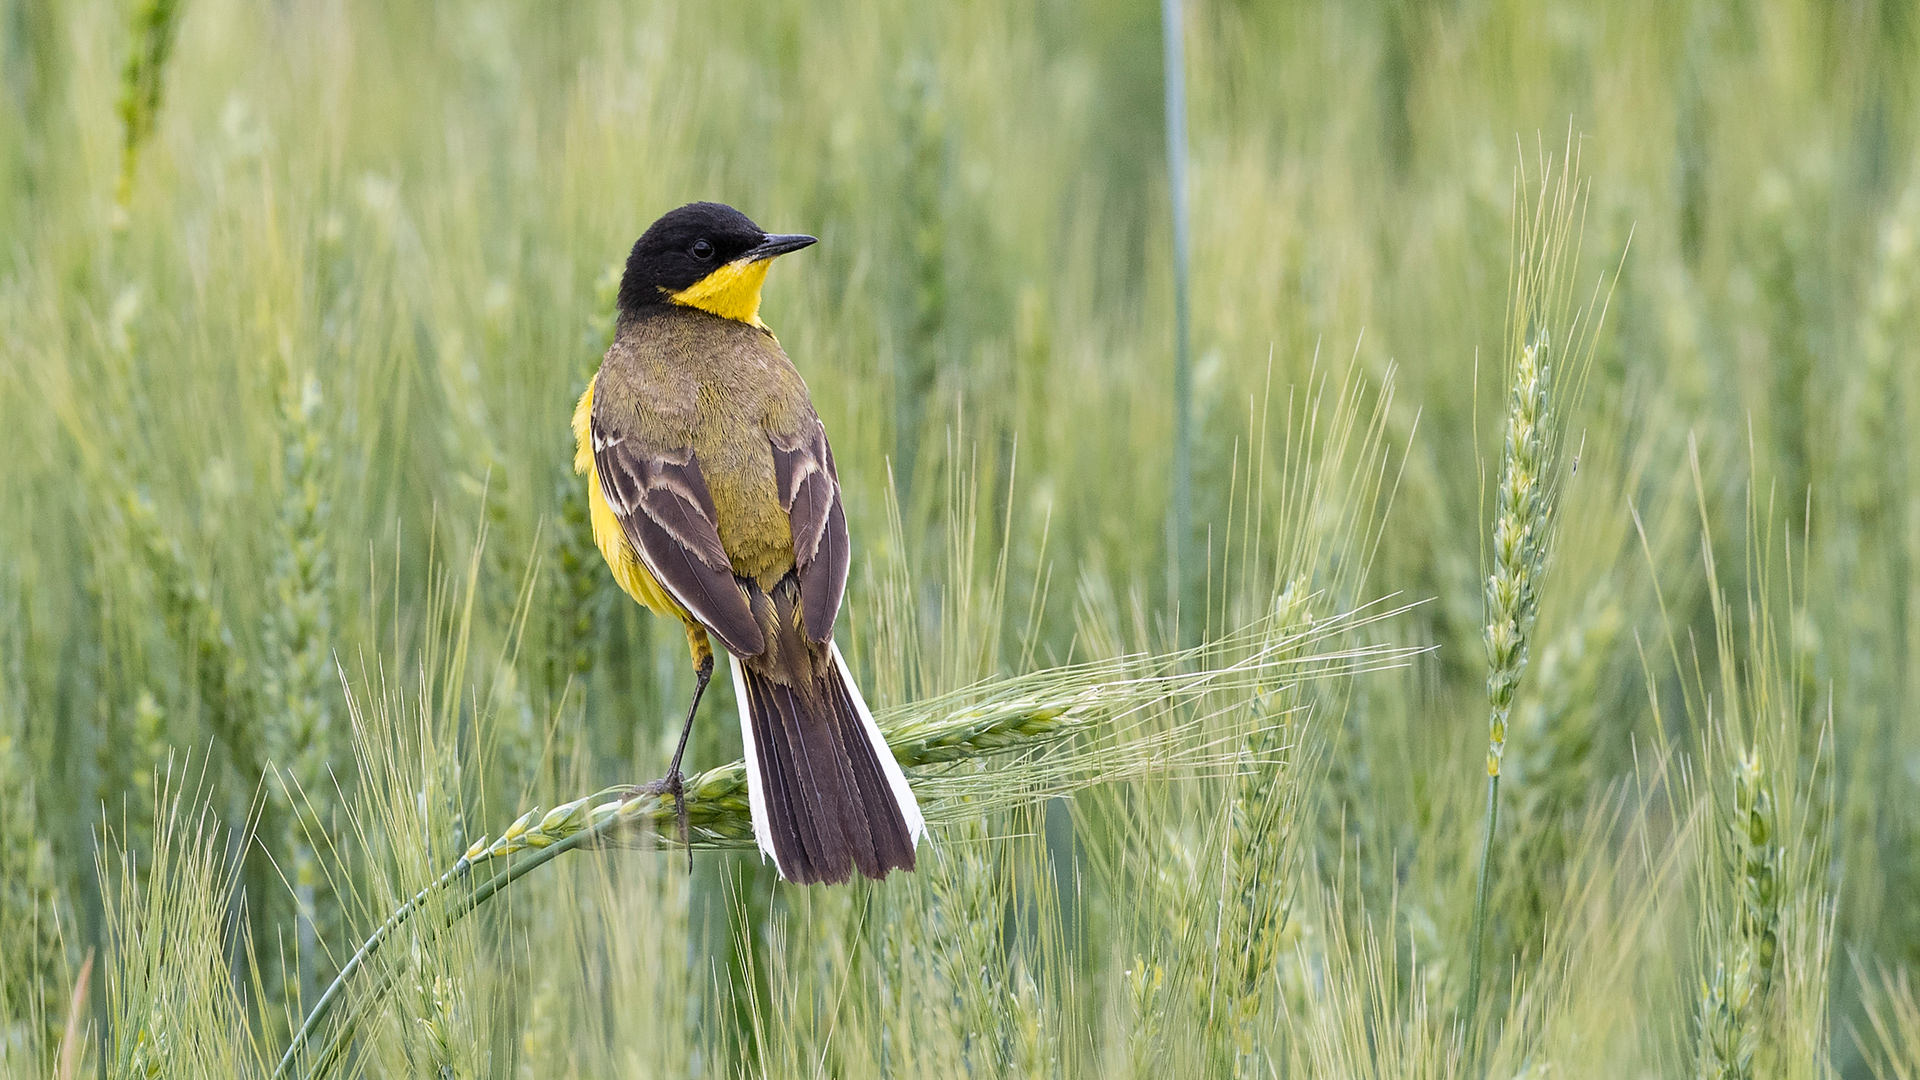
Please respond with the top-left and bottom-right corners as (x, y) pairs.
(262, 373), (341, 1012)
(1697, 749), (1781, 1080)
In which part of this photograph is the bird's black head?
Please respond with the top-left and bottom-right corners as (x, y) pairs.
(616, 202), (816, 324)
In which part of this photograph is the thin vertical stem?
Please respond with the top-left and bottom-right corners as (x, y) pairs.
(1163, 0), (1194, 636)
(1465, 771), (1499, 1042)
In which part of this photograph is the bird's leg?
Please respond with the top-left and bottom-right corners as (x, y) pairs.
(626, 625), (713, 871)
(663, 649), (712, 857)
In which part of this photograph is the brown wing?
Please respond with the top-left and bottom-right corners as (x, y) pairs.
(771, 417), (850, 645)
(592, 416), (766, 658)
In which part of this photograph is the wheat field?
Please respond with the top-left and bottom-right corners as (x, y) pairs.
(3, 0), (1920, 1076)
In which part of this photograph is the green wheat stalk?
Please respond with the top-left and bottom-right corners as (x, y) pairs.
(273, 604), (1420, 1079)
(546, 263), (624, 699)
(0, 685), (71, 1063)
(1696, 749), (1781, 1080)
(100, 765), (263, 1079)
(1220, 579), (1315, 1076)
(1861, 965), (1920, 1080)
(115, 0), (184, 213)
(1463, 134), (1616, 1036)
(261, 373), (339, 1014)
(121, 490), (260, 792)
(1465, 329), (1553, 1025)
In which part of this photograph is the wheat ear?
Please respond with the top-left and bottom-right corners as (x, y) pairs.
(1697, 749), (1780, 1079)
(274, 607), (1419, 1079)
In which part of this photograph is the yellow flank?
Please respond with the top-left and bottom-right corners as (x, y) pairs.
(573, 375), (693, 623)
(668, 256), (771, 327)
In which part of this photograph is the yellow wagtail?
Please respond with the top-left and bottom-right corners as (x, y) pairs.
(574, 202), (922, 884)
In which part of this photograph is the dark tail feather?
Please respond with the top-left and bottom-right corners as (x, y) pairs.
(730, 645), (923, 884)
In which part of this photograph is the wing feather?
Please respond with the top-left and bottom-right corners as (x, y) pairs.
(772, 420), (850, 645)
(592, 417), (765, 657)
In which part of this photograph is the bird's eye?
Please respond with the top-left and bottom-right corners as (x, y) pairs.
(691, 239), (715, 260)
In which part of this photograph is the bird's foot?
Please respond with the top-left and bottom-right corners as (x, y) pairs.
(619, 770), (691, 871)
(613, 778), (662, 802)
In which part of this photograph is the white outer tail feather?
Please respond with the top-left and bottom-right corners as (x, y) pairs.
(728, 654), (778, 866)
(730, 645), (925, 878)
(831, 642), (927, 846)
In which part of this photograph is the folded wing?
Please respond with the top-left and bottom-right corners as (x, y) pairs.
(592, 418), (765, 658)
(771, 418), (850, 644)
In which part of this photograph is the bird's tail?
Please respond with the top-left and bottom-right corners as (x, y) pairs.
(729, 643), (923, 884)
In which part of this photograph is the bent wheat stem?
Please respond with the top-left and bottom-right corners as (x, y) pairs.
(277, 607), (1420, 1079)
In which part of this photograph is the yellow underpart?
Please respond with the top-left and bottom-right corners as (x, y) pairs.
(573, 375), (693, 623)
(668, 256), (771, 327)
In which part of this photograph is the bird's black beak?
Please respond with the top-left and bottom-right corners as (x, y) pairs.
(744, 233), (818, 262)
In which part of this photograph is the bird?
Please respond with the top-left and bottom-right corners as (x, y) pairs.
(573, 201), (923, 884)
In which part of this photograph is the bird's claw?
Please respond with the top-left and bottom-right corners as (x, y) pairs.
(620, 770), (692, 872)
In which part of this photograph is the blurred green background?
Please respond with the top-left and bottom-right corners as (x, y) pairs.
(3, 0), (1920, 1075)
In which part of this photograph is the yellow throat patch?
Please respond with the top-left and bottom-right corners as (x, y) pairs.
(668, 257), (772, 327)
